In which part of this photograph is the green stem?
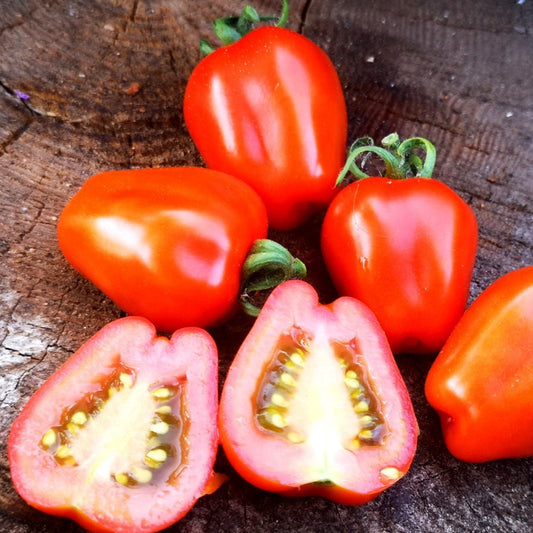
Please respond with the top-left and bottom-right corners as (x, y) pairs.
(240, 239), (306, 317)
(201, 0), (289, 55)
(336, 133), (437, 186)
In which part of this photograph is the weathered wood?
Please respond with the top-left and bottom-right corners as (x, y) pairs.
(1, 0), (532, 531)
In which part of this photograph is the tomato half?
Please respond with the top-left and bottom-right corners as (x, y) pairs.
(8, 317), (220, 533)
(321, 177), (478, 354)
(218, 280), (418, 504)
(425, 266), (533, 462)
(57, 167), (268, 333)
(183, 26), (347, 231)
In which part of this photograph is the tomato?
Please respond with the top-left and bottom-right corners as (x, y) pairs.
(57, 167), (268, 333)
(321, 136), (478, 354)
(183, 23), (348, 231)
(218, 280), (418, 505)
(425, 266), (533, 462)
(8, 316), (220, 532)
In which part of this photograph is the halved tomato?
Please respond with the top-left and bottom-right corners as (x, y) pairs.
(8, 317), (220, 533)
(218, 280), (418, 504)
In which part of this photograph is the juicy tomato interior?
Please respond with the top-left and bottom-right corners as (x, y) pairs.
(255, 327), (388, 480)
(219, 281), (418, 505)
(39, 365), (185, 490)
(9, 317), (219, 533)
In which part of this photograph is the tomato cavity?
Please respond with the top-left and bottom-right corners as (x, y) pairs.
(255, 326), (388, 484)
(39, 364), (184, 489)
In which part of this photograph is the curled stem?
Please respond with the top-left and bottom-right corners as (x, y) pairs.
(336, 133), (437, 186)
(240, 239), (306, 317)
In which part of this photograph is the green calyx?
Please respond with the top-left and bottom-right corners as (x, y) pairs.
(335, 133), (437, 186)
(240, 239), (306, 317)
(200, 0), (289, 56)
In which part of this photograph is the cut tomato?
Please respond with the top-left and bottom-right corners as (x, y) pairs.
(218, 280), (418, 504)
(8, 317), (219, 533)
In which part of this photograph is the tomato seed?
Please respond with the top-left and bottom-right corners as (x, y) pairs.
(41, 429), (56, 449)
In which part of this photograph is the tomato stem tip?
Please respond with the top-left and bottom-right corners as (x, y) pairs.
(240, 239), (306, 317)
(335, 134), (437, 186)
(200, 0), (289, 56)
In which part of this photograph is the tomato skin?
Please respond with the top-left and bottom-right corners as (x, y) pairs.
(321, 177), (478, 354)
(184, 26), (348, 231)
(57, 167), (268, 333)
(8, 316), (219, 532)
(219, 280), (418, 505)
(425, 266), (533, 462)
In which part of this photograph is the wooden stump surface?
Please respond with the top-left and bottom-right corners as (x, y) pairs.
(1, 0), (532, 531)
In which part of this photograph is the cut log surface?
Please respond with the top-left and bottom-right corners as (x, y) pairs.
(1, 0), (532, 531)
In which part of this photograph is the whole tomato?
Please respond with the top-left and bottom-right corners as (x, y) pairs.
(183, 3), (347, 231)
(425, 266), (533, 462)
(57, 167), (272, 333)
(321, 135), (478, 354)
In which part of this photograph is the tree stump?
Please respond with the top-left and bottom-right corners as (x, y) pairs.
(1, 1), (532, 531)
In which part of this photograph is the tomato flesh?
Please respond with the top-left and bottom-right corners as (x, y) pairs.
(219, 280), (418, 504)
(8, 317), (219, 533)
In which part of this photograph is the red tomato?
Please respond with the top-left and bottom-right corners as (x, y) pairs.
(321, 177), (478, 354)
(183, 26), (348, 231)
(8, 316), (220, 532)
(425, 266), (533, 462)
(219, 280), (418, 504)
(57, 167), (268, 333)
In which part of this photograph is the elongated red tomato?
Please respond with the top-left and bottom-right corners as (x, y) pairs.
(8, 316), (220, 532)
(219, 280), (418, 504)
(321, 177), (478, 354)
(57, 167), (268, 333)
(184, 26), (347, 231)
(425, 266), (533, 462)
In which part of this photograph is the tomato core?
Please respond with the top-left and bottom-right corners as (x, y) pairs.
(254, 327), (387, 482)
(39, 364), (184, 488)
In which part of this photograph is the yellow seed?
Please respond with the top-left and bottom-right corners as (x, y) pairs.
(146, 448), (168, 463)
(71, 411), (88, 425)
(381, 467), (402, 481)
(271, 392), (289, 408)
(287, 432), (305, 444)
(120, 373), (133, 388)
(289, 350), (305, 366)
(344, 377), (360, 389)
(345, 369), (357, 379)
(280, 372), (296, 387)
(359, 429), (373, 440)
(55, 445), (72, 459)
(66, 422), (81, 434)
(114, 472), (130, 486)
(347, 438), (361, 451)
(151, 421), (170, 435)
(155, 405), (172, 415)
(41, 429), (56, 448)
(269, 412), (287, 429)
(108, 386), (118, 398)
(132, 467), (152, 484)
(354, 400), (370, 413)
(152, 387), (172, 400)
(359, 415), (374, 427)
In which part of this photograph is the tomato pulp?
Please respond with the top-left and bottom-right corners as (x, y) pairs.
(219, 280), (418, 504)
(8, 317), (220, 532)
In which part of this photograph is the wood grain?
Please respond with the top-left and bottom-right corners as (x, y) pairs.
(1, 0), (532, 531)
